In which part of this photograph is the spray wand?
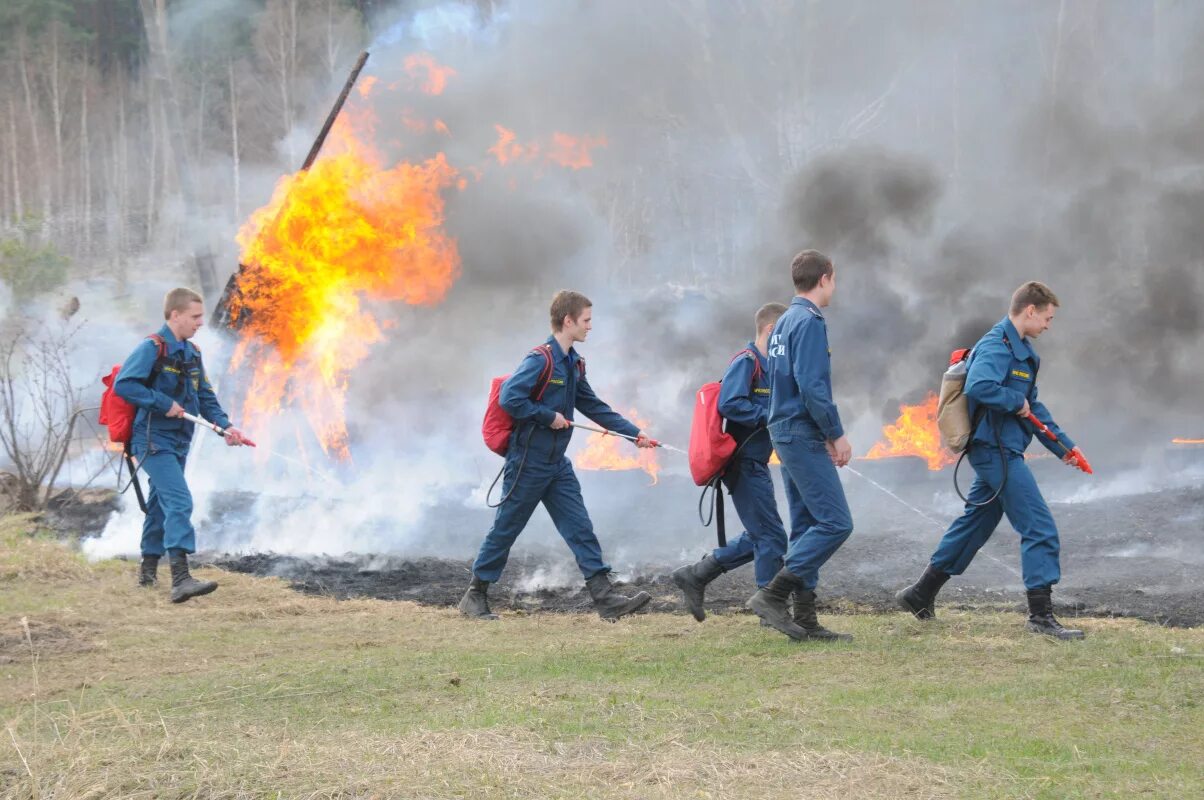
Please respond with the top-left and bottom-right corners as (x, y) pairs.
(569, 422), (686, 454)
(182, 412), (256, 447)
(1023, 412), (1093, 474)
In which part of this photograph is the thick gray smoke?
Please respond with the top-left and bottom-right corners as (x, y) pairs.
(88, 0), (1204, 563)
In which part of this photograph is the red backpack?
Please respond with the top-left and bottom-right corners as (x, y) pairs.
(99, 334), (169, 445)
(688, 349), (763, 485)
(482, 345), (585, 456)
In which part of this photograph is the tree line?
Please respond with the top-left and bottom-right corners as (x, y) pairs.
(0, 0), (371, 302)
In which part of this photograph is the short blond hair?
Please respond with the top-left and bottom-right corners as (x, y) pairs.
(1010, 281), (1060, 315)
(164, 287), (203, 319)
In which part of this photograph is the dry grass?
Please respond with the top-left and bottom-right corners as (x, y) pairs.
(1, 515), (1201, 799)
(2, 723), (962, 800)
(0, 515), (91, 584)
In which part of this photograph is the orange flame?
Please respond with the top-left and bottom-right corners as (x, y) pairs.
(1172, 438), (1204, 444)
(403, 53), (456, 95)
(229, 106), (460, 460)
(356, 75), (379, 98)
(488, 125), (607, 170)
(769, 451), (781, 465)
(864, 392), (956, 471)
(574, 410), (660, 485)
(488, 125), (525, 165)
(547, 132), (608, 169)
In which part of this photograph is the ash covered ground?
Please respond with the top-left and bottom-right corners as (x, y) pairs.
(202, 450), (1204, 627)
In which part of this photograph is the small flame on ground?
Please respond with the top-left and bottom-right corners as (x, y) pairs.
(864, 392), (956, 471)
(1172, 438), (1204, 445)
(574, 410), (660, 484)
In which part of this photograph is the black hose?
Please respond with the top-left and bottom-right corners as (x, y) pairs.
(954, 411), (1008, 507)
(485, 425), (536, 509)
(697, 426), (768, 528)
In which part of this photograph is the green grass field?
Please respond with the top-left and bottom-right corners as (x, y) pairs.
(1, 514), (1201, 799)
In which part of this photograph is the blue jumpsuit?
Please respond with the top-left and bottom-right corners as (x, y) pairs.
(766, 297), (854, 590)
(709, 344), (789, 587)
(114, 325), (231, 557)
(472, 337), (642, 583)
(928, 317), (1075, 590)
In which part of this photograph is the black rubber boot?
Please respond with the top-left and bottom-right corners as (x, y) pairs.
(747, 568), (808, 640)
(792, 589), (853, 641)
(457, 577), (499, 620)
(169, 553), (218, 604)
(671, 555), (724, 622)
(1025, 586), (1085, 640)
(138, 555), (160, 588)
(586, 572), (651, 621)
(895, 565), (950, 620)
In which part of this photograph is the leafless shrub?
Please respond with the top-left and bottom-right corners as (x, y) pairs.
(0, 321), (89, 511)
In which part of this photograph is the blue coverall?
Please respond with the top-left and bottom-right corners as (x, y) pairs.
(928, 317), (1075, 589)
(472, 336), (641, 583)
(114, 325), (231, 557)
(709, 344), (790, 587)
(766, 297), (854, 590)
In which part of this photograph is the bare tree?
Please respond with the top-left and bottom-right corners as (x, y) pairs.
(257, 0), (301, 164)
(229, 59), (241, 222)
(0, 322), (88, 512)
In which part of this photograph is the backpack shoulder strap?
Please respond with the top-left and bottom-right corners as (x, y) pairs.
(147, 334), (168, 359)
(141, 334), (170, 388)
(730, 348), (762, 385)
(530, 344), (555, 401)
(575, 354), (586, 379)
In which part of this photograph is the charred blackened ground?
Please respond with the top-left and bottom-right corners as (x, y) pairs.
(209, 458), (1204, 627)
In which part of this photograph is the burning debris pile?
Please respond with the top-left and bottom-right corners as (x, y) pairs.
(217, 53), (461, 461)
(208, 50), (615, 469)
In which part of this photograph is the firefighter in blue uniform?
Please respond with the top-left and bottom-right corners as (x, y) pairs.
(897, 281), (1088, 639)
(671, 303), (789, 621)
(115, 288), (248, 603)
(459, 290), (657, 621)
(748, 250), (853, 641)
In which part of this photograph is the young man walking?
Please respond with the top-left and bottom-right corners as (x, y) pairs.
(671, 302), (789, 621)
(115, 288), (249, 602)
(748, 250), (853, 642)
(460, 290), (656, 621)
(897, 282), (1088, 640)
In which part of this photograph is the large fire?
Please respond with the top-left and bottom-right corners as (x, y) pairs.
(229, 104), (460, 460)
(863, 392), (956, 471)
(227, 54), (612, 463)
(574, 410), (660, 484)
